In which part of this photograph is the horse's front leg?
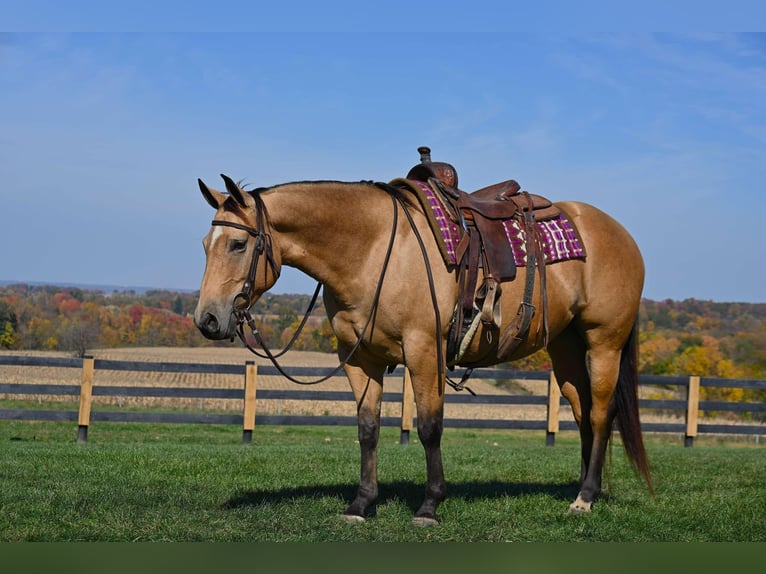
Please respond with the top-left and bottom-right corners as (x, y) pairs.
(409, 365), (447, 526)
(340, 357), (385, 522)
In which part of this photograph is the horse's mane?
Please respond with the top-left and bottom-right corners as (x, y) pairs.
(259, 179), (415, 207)
(219, 179), (415, 224)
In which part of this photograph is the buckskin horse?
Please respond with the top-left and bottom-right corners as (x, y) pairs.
(194, 149), (653, 526)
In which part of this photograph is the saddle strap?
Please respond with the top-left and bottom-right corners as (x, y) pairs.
(526, 192), (550, 347)
(536, 222), (550, 347)
(462, 232), (482, 317)
(497, 193), (546, 357)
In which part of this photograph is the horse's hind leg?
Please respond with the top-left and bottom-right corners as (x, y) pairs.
(341, 356), (385, 522)
(570, 342), (621, 512)
(548, 325), (620, 512)
(548, 326), (592, 487)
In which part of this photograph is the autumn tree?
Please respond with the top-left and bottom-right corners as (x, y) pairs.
(58, 319), (98, 357)
(0, 300), (18, 349)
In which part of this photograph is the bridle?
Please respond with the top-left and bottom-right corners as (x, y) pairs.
(210, 194), (281, 314)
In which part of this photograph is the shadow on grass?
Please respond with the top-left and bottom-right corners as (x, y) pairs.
(223, 479), (580, 515)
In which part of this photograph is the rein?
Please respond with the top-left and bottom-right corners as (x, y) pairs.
(238, 282), (323, 360)
(384, 185), (473, 395)
(220, 193), (401, 385)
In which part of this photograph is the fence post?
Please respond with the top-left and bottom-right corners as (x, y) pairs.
(546, 371), (560, 447)
(242, 361), (257, 444)
(400, 368), (415, 445)
(77, 356), (95, 443)
(685, 375), (700, 447)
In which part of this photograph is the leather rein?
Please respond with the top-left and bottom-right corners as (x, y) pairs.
(211, 191), (411, 386)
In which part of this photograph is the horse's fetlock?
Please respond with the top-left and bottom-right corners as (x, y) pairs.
(426, 483), (447, 503)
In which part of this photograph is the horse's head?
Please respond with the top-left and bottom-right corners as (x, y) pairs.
(194, 175), (281, 340)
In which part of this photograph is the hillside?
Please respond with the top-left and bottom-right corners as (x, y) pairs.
(2, 283), (765, 383)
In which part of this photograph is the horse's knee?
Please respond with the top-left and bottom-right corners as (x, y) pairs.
(358, 410), (379, 447)
(417, 415), (443, 447)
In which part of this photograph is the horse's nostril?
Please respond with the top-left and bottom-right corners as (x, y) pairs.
(201, 312), (219, 333)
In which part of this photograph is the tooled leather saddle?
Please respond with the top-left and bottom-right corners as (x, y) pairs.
(397, 146), (561, 366)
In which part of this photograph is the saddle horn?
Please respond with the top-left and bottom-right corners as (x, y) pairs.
(406, 145), (459, 189)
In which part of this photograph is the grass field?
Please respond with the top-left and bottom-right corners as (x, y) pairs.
(1, 420), (763, 542)
(2, 347), (764, 543)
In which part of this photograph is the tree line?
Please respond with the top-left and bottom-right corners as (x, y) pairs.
(639, 298), (766, 380)
(0, 283), (334, 357)
(2, 283), (765, 386)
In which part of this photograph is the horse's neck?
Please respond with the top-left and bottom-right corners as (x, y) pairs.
(263, 182), (395, 298)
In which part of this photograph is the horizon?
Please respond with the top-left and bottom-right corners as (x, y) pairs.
(1, 278), (763, 306)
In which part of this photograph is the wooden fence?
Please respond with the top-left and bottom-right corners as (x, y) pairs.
(1, 354), (765, 446)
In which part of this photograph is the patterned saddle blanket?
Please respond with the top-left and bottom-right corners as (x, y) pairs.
(397, 179), (586, 272)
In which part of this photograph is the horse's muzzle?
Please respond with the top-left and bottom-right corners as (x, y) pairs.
(194, 309), (235, 340)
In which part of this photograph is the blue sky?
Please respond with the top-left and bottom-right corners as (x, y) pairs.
(1, 26), (765, 302)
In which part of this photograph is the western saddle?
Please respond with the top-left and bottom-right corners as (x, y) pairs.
(403, 146), (557, 366)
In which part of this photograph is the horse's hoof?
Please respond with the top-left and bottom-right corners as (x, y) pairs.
(568, 495), (593, 514)
(412, 516), (440, 527)
(340, 513), (366, 524)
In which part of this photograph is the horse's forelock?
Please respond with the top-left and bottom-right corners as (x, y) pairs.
(221, 195), (247, 215)
(219, 187), (272, 233)
(220, 182), (267, 214)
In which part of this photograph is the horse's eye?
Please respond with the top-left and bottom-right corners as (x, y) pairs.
(229, 239), (248, 253)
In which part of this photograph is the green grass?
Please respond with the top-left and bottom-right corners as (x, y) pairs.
(0, 421), (764, 541)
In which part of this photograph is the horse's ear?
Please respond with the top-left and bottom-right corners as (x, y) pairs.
(198, 178), (224, 209)
(221, 174), (251, 207)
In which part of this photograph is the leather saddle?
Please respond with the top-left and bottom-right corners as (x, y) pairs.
(406, 146), (559, 283)
(404, 146), (554, 365)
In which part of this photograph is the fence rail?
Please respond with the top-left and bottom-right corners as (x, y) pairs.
(1, 354), (764, 446)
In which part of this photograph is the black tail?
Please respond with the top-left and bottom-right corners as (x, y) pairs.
(614, 321), (654, 494)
